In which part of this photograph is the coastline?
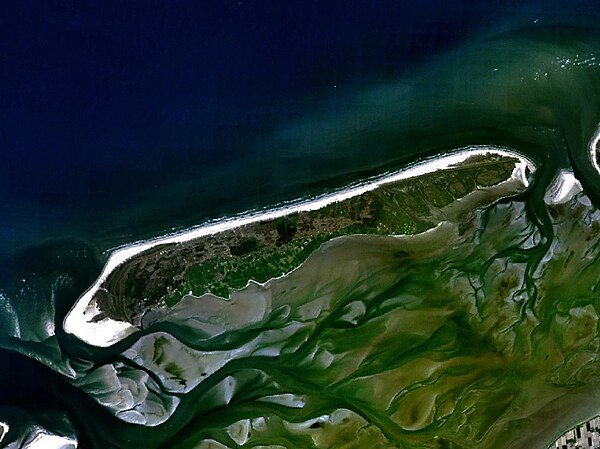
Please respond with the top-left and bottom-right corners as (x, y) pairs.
(0, 422), (7, 446)
(63, 146), (535, 347)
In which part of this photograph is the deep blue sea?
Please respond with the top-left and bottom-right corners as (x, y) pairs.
(4, 0), (594, 255)
(2, 1), (600, 447)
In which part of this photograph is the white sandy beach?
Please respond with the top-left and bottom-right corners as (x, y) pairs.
(544, 169), (583, 205)
(589, 123), (600, 175)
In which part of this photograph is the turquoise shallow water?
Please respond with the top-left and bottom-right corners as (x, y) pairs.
(3, 10), (600, 449)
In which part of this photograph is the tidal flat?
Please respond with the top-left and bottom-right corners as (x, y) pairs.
(61, 150), (600, 449)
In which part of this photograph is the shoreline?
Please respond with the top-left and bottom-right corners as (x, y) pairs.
(63, 145), (535, 347)
(589, 123), (600, 176)
(0, 422), (7, 445)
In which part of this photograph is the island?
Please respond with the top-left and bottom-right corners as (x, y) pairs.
(97, 152), (520, 325)
(64, 147), (530, 347)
